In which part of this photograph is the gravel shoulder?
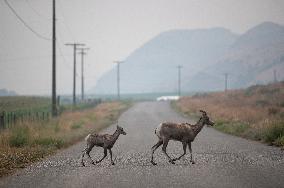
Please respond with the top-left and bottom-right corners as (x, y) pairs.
(0, 101), (283, 188)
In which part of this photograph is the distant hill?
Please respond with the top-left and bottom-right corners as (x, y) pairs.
(92, 22), (284, 94)
(188, 22), (284, 91)
(0, 89), (17, 96)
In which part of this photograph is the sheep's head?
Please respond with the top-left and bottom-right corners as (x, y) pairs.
(200, 110), (214, 126)
(117, 125), (127, 135)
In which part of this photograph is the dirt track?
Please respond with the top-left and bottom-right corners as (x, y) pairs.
(0, 102), (283, 188)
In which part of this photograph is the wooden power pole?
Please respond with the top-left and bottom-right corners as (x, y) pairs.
(51, 0), (57, 117)
(177, 65), (183, 97)
(77, 47), (89, 101)
(224, 73), (228, 92)
(114, 61), (123, 100)
(65, 43), (85, 106)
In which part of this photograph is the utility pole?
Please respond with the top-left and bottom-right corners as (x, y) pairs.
(177, 65), (183, 97)
(77, 47), (90, 101)
(114, 61), (123, 100)
(65, 43), (85, 106)
(224, 73), (228, 92)
(51, 0), (57, 117)
(273, 69), (277, 83)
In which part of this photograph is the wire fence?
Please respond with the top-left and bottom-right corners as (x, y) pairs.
(0, 98), (102, 130)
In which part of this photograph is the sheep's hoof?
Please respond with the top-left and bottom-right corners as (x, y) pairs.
(91, 161), (96, 165)
(172, 158), (178, 162)
(191, 161), (195, 164)
(111, 162), (115, 165)
(151, 161), (157, 165)
(169, 160), (175, 164)
(81, 163), (85, 167)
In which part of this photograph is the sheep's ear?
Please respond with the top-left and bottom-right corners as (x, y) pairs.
(200, 110), (207, 116)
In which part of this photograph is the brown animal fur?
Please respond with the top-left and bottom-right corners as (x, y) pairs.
(81, 125), (126, 166)
(151, 110), (214, 165)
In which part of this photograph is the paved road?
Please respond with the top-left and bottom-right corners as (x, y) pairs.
(1, 102), (284, 188)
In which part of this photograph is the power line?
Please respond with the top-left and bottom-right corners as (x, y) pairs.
(4, 0), (51, 41)
(57, 0), (75, 41)
(25, 0), (51, 21)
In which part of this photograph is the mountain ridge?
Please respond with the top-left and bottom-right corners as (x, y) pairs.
(91, 22), (284, 94)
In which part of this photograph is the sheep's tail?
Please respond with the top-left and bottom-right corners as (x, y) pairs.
(85, 134), (91, 141)
(155, 123), (163, 138)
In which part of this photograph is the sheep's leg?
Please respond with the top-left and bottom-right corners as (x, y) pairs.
(86, 145), (95, 165)
(162, 139), (175, 164)
(81, 144), (94, 166)
(96, 148), (107, 164)
(80, 149), (86, 166)
(108, 149), (115, 165)
(150, 139), (163, 165)
(172, 142), (187, 162)
(188, 142), (195, 164)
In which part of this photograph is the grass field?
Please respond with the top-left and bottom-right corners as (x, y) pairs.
(173, 82), (284, 148)
(0, 96), (50, 112)
(0, 101), (131, 177)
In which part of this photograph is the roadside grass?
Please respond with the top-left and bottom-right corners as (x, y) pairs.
(0, 101), (131, 177)
(172, 82), (284, 148)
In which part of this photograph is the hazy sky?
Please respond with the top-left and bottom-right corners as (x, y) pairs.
(1, 0), (284, 95)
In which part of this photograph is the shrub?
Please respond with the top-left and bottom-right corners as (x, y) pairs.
(71, 123), (82, 129)
(267, 107), (279, 115)
(9, 127), (29, 147)
(34, 138), (64, 149)
(263, 122), (284, 144)
(214, 120), (250, 136)
(274, 136), (284, 147)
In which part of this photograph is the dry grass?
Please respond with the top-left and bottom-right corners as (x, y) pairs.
(0, 101), (131, 177)
(174, 82), (284, 147)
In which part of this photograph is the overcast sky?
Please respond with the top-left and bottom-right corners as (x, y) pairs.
(1, 0), (284, 95)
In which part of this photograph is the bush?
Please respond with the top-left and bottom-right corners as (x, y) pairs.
(214, 120), (250, 136)
(9, 127), (29, 147)
(34, 138), (64, 149)
(71, 123), (82, 129)
(263, 122), (284, 144)
(274, 136), (284, 147)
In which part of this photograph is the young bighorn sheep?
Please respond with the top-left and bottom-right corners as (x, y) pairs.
(81, 125), (126, 166)
(150, 110), (214, 165)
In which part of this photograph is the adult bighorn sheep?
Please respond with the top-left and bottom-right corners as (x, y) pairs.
(150, 110), (214, 165)
(81, 125), (126, 166)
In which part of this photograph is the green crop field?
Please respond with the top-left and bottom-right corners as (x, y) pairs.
(0, 96), (50, 112)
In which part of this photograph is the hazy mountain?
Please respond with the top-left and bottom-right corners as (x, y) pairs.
(188, 22), (284, 91)
(0, 89), (17, 96)
(92, 22), (284, 94)
(92, 28), (237, 94)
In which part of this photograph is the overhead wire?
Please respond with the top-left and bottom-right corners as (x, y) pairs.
(4, 0), (51, 41)
(57, 0), (75, 41)
(24, 0), (51, 21)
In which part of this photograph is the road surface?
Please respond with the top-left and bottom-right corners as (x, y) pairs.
(0, 102), (283, 188)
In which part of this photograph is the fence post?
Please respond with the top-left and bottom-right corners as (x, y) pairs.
(0, 111), (5, 129)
